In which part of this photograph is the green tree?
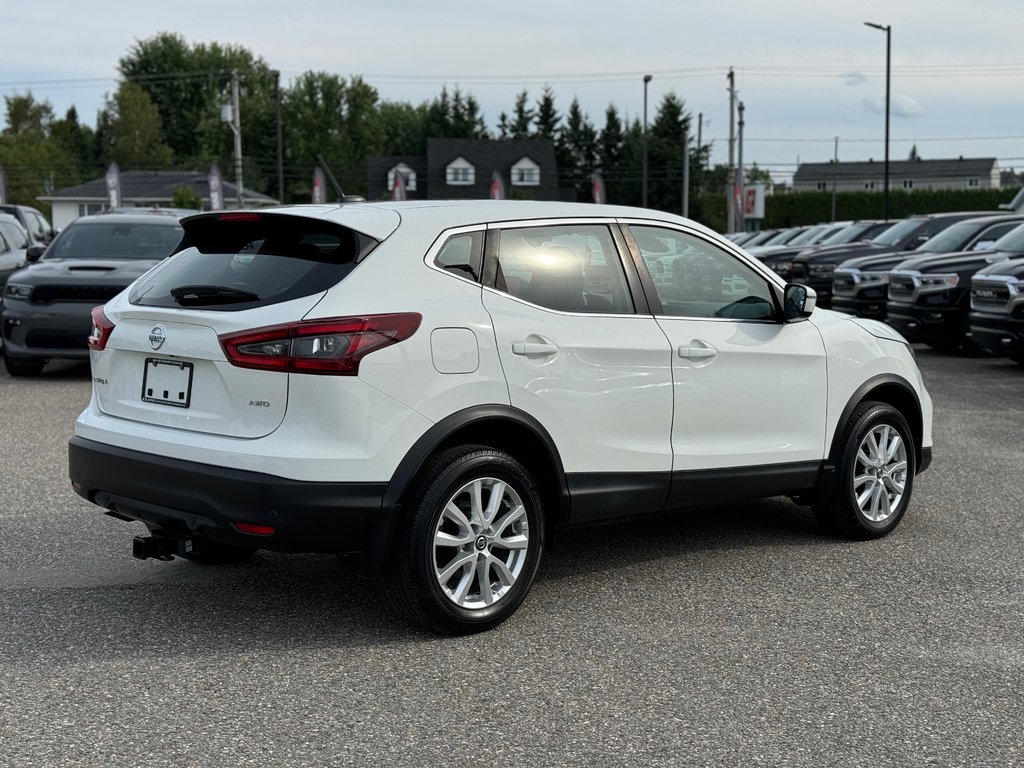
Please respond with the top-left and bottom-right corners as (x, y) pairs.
(510, 90), (533, 139)
(50, 106), (97, 180)
(534, 86), (560, 140)
(379, 101), (429, 155)
(558, 98), (598, 201)
(171, 185), (203, 209)
(282, 72), (381, 199)
(96, 82), (173, 169)
(118, 32), (277, 191)
(0, 93), (76, 213)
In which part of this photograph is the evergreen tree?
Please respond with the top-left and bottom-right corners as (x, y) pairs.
(534, 86), (560, 140)
(510, 90), (533, 139)
(558, 98), (598, 201)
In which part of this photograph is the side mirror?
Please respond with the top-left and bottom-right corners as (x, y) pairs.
(784, 283), (816, 320)
(972, 240), (994, 251)
(26, 244), (45, 263)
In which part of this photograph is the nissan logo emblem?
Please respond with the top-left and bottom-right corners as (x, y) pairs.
(149, 324), (167, 350)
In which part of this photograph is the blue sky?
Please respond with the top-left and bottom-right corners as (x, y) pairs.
(3, 0), (1023, 182)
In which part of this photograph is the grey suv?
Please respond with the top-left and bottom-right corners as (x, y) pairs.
(2, 211), (183, 376)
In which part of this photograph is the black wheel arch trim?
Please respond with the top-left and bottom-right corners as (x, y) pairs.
(358, 405), (570, 579)
(829, 373), (926, 473)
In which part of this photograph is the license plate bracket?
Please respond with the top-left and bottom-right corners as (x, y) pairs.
(141, 358), (194, 408)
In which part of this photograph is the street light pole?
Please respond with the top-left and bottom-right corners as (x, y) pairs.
(865, 22), (891, 221)
(642, 74), (652, 208)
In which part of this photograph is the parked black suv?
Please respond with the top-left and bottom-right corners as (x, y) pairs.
(791, 212), (999, 308)
(969, 258), (1024, 365)
(832, 214), (1024, 319)
(2, 211), (184, 376)
(885, 222), (1024, 352)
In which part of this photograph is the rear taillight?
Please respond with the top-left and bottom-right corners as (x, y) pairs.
(88, 306), (115, 351)
(219, 313), (422, 375)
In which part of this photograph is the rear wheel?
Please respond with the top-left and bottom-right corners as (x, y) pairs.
(3, 348), (45, 377)
(815, 401), (916, 540)
(386, 445), (544, 635)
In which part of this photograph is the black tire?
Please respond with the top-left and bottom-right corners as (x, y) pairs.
(814, 401), (916, 540)
(179, 537), (257, 564)
(3, 349), (44, 377)
(385, 445), (545, 635)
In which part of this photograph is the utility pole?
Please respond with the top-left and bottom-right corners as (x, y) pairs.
(642, 74), (652, 208)
(230, 70), (243, 209)
(831, 136), (839, 222)
(727, 68), (736, 232)
(737, 101), (745, 233)
(272, 69), (284, 204)
(682, 125), (690, 218)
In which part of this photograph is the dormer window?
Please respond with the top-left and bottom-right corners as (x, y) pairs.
(387, 163), (417, 192)
(446, 157), (475, 186)
(510, 156), (541, 186)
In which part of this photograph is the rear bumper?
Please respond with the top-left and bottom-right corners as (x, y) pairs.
(69, 436), (388, 557)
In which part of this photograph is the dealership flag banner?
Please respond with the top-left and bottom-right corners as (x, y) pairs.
(490, 170), (507, 200)
(105, 163), (122, 209)
(392, 168), (407, 201)
(0, 166), (6, 204)
(312, 167), (328, 204)
(208, 164), (224, 211)
(591, 171), (606, 205)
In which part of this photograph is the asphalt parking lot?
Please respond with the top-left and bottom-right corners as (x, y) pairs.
(1, 349), (1022, 767)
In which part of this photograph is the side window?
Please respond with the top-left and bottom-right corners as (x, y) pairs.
(494, 224), (634, 314)
(630, 225), (777, 320)
(1, 222), (29, 249)
(434, 231), (484, 283)
(973, 222), (1018, 250)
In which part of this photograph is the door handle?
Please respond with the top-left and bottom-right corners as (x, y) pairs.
(678, 342), (718, 360)
(512, 340), (558, 356)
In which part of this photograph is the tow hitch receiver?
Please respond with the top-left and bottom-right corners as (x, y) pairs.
(132, 535), (192, 561)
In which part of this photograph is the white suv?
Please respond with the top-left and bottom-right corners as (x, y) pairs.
(69, 201), (933, 634)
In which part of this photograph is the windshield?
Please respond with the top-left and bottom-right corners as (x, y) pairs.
(762, 227), (803, 246)
(786, 225), (828, 247)
(991, 222), (1024, 254)
(871, 218), (921, 246)
(821, 222), (877, 246)
(44, 221), (183, 261)
(130, 213), (377, 311)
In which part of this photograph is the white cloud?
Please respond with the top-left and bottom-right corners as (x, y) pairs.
(863, 94), (924, 118)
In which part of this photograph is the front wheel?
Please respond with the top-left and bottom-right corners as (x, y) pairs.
(386, 446), (545, 635)
(815, 401), (916, 540)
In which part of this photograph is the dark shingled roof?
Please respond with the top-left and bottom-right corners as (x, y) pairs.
(366, 155), (429, 201)
(794, 157), (998, 183)
(39, 170), (277, 204)
(367, 139), (561, 202)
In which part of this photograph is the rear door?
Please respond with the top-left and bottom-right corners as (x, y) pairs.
(480, 219), (674, 522)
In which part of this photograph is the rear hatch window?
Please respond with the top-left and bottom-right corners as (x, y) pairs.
(129, 213), (378, 311)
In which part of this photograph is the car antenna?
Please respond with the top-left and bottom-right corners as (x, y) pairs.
(317, 154), (365, 203)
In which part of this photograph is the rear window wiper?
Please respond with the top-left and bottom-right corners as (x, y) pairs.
(169, 285), (260, 305)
